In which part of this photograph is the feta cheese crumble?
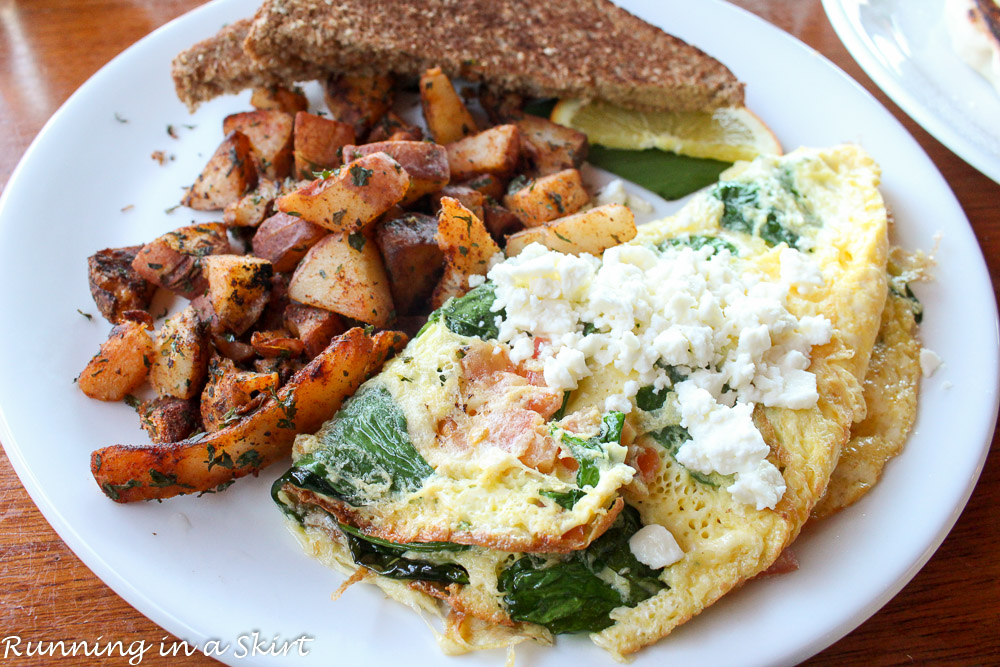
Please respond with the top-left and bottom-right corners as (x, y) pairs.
(920, 347), (943, 378)
(487, 241), (833, 510)
(629, 524), (684, 569)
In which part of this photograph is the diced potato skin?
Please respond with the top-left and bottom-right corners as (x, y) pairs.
(446, 125), (521, 181)
(293, 112), (357, 179)
(223, 110), (294, 180)
(276, 152), (411, 232)
(366, 329), (409, 376)
(504, 203), (637, 257)
(515, 115), (589, 175)
(284, 303), (346, 359)
(211, 333), (256, 363)
(341, 141), (449, 204)
(252, 212), (328, 273)
(430, 185), (485, 221)
(131, 223), (231, 298)
(431, 197), (500, 308)
(200, 355), (280, 432)
(88, 245), (157, 324)
(150, 305), (210, 400)
(251, 85), (308, 114)
(288, 230), (394, 327)
(419, 67), (478, 144)
(376, 212), (444, 315)
(78, 321), (154, 402)
(91, 327), (379, 502)
(460, 173), (505, 200)
(366, 111), (423, 143)
(182, 131), (257, 211)
(477, 86), (525, 124)
(257, 271), (292, 331)
(323, 72), (394, 136)
(222, 178), (308, 228)
(483, 202), (524, 243)
(138, 397), (200, 444)
(503, 168), (589, 227)
(251, 329), (306, 359)
(203, 254), (274, 335)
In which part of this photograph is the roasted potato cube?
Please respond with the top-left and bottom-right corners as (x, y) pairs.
(182, 131), (257, 211)
(366, 111), (423, 143)
(88, 245), (157, 324)
(276, 152), (411, 232)
(376, 212), (444, 315)
(77, 320), (154, 401)
(430, 185), (485, 221)
(251, 329), (306, 359)
(257, 271), (292, 331)
(446, 124), (520, 181)
(515, 115), (589, 175)
(254, 356), (305, 385)
(367, 329), (409, 376)
(284, 303), (346, 359)
(477, 86), (525, 123)
(223, 110), (294, 180)
(200, 355), (280, 432)
(252, 212), (328, 273)
(90, 327), (384, 502)
(483, 202), (524, 243)
(504, 203), (637, 257)
(419, 67), (478, 144)
(503, 168), (589, 227)
(293, 112), (357, 180)
(224, 178), (279, 228)
(138, 396), (200, 444)
(341, 141), (449, 204)
(150, 305), (209, 400)
(131, 223), (231, 298)
(203, 254), (273, 335)
(251, 85), (308, 113)
(211, 332), (256, 363)
(289, 230), (394, 327)
(460, 173), (506, 200)
(431, 198), (501, 308)
(323, 72), (394, 136)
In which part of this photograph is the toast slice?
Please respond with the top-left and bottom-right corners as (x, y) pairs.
(173, 0), (744, 113)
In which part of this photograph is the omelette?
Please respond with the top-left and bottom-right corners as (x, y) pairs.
(272, 144), (890, 656)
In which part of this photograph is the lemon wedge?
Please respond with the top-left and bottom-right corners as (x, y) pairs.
(550, 99), (782, 163)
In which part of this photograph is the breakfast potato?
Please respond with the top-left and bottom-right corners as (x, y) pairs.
(341, 141), (449, 204)
(431, 197), (501, 308)
(150, 305), (210, 400)
(477, 85), (525, 123)
(430, 185), (484, 221)
(252, 212), (329, 273)
(515, 115), (588, 175)
(366, 111), (423, 143)
(90, 327), (384, 502)
(182, 131), (257, 210)
(223, 110), (294, 180)
(483, 202), (524, 243)
(276, 152), (411, 232)
(138, 396), (200, 444)
(504, 203), (636, 257)
(251, 85), (308, 113)
(376, 212), (444, 315)
(503, 168), (589, 227)
(224, 179), (280, 227)
(88, 245), (157, 324)
(77, 320), (154, 402)
(446, 124), (521, 181)
(251, 329), (306, 359)
(419, 67), (478, 144)
(367, 329), (409, 376)
(460, 173), (506, 200)
(323, 72), (394, 136)
(293, 112), (357, 179)
(289, 230), (394, 327)
(131, 223), (231, 298)
(201, 355), (280, 432)
(203, 254), (273, 335)
(284, 303), (346, 359)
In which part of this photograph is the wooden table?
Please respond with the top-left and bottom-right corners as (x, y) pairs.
(1, 1), (997, 664)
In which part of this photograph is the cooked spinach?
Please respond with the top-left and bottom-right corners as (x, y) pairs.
(284, 384), (433, 506)
(423, 282), (503, 340)
(551, 390), (572, 420)
(635, 385), (667, 411)
(890, 280), (924, 324)
(341, 523), (469, 585)
(710, 182), (801, 249)
(337, 522), (467, 553)
(544, 412), (625, 508)
(498, 505), (667, 633)
(661, 234), (738, 256)
(648, 424), (731, 487)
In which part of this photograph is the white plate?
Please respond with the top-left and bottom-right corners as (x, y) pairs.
(823, 0), (1000, 184)
(0, 1), (996, 665)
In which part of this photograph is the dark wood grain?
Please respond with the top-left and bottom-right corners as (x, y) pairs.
(0, 1), (997, 665)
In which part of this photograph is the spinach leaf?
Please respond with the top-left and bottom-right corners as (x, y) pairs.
(710, 182), (800, 249)
(635, 385), (667, 412)
(587, 145), (731, 201)
(297, 384), (433, 506)
(539, 488), (587, 510)
(342, 525), (470, 585)
(760, 212), (800, 248)
(498, 505), (667, 633)
(337, 522), (468, 553)
(544, 412), (625, 508)
(551, 390), (572, 420)
(427, 282), (503, 340)
(890, 281), (923, 324)
(660, 234), (738, 256)
(648, 424), (731, 487)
